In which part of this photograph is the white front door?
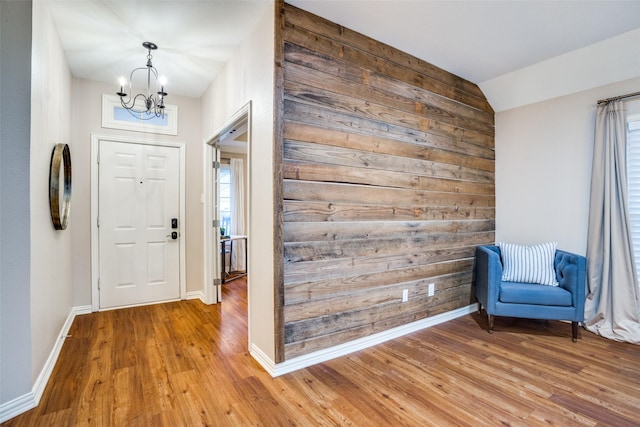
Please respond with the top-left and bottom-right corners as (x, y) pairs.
(98, 140), (181, 309)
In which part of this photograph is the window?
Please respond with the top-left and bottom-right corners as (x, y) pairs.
(219, 164), (231, 235)
(101, 94), (178, 135)
(626, 114), (640, 285)
(114, 107), (168, 126)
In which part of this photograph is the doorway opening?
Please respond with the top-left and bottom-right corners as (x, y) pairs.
(204, 102), (251, 307)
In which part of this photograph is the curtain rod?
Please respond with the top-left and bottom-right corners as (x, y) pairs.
(597, 90), (640, 105)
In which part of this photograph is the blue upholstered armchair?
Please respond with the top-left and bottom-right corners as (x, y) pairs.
(474, 245), (587, 342)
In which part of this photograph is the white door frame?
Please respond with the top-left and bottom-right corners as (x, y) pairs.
(91, 133), (187, 311)
(203, 102), (252, 306)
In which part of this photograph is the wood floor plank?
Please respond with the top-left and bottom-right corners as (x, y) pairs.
(4, 277), (639, 426)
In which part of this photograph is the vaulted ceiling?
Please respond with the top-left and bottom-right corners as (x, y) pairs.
(50, 0), (640, 99)
(288, 1), (640, 85)
(49, 0), (272, 98)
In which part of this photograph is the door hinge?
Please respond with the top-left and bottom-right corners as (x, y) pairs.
(97, 217), (100, 228)
(97, 278), (100, 290)
(214, 278), (222, 286)
(213, 219), (221, 227)
(213, 161), (220, 169)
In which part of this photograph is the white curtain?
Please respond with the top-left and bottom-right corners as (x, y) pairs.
(230, 158), (246, 271)
(585, 100), (640, 343)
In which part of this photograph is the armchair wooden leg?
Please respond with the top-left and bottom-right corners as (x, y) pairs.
(572, 321), (578, 342)
(488, 314), (494, 334)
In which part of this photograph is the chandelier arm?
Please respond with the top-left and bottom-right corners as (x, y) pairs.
(116, 41), (167, 119)
(148, 66), (159, 99)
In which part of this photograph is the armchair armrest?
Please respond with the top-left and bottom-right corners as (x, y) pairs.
(475, 245), (503, 314)
(554, 249), (587, 321)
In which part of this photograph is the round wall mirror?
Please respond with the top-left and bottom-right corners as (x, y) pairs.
(49, 143), (72, 230)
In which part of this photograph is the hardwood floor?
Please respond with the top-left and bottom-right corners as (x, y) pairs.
(4, 278), (639, 426)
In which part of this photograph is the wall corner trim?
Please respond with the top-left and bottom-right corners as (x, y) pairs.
(0, 305), (91, 423)
(250, 344), (277, 375)
(259, 304), (477, 378)
(185, 290), (208, 305)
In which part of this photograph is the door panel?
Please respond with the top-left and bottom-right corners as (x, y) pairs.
(99, 140), (180, 309)
(213, 143), (222, 302)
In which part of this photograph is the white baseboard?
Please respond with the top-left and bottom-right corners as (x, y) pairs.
(252, 304), (478, 377)
(0, 305), (91, 423)
(250, 344), (277, 374)
(0, 392), (36, 425)
(186, 290), (207, 304)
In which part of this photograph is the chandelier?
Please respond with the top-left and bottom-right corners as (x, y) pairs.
(116, 42), (168, 119)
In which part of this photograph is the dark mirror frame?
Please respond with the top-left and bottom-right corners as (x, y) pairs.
(49, 143), (72, 230)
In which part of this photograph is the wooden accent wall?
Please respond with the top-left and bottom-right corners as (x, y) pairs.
(277, 3), (495, 360)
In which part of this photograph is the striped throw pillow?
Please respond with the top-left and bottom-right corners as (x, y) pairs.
(498, 242), (559, 286)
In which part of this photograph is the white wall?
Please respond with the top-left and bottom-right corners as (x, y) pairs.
(0, 0), (33, 405)
(201, 2), (275, 360)
(496, 76), (640, 255)
(70, 79), (204, 304)
(29, 0), (74, 389)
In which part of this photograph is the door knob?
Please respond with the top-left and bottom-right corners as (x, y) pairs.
(166, 232), (178, 240)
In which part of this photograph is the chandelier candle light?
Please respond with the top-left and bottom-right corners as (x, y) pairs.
(117, 41), (168, 119)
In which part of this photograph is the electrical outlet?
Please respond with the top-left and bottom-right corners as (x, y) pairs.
(428, 283), (435, 296)
(402, 289), (409, 302)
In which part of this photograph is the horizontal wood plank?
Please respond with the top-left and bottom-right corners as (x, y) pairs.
(285, 258), (474, 300)
(284, 219), (495, 242)
(284, 160), (495, 195)
(285, 271), (472, 322)
(284, 231), (494, 263)
(285, 288), (469, 357)
(284, 83), (494, 148)
(284, 101), (494, 160)
(284, 42), (494, 127)
(284, 121), (495, 172)
(284, 141), (493, 184)
(284, 9), (493, 113)
(284, 246), (478, 290)
(284, 5), (487, 101)
(285, 283), (472, 343)
(284, 180), (495, 207)
(285, 58), (495, 136)
(283, 200), (495, 222)
(283, 33), (491, 114)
